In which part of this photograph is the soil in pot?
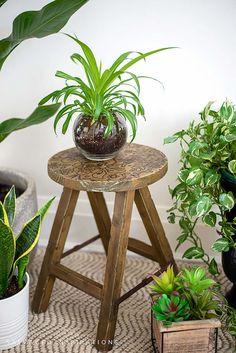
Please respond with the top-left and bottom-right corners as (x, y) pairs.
(0, 276), (23, 300)
(0, 183), (23, 203)
(73, 113), (127, 161)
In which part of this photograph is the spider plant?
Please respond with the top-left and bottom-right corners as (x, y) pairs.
(39, 35), (174, 140)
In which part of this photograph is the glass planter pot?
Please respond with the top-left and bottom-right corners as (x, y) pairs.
(73, 113), (127, 161)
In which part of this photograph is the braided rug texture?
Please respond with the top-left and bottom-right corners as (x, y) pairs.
(4, 248), (236, 353)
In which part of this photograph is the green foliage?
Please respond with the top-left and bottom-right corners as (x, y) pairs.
(0, 0), (89, 70)
(152, 293), (190, 326)
(151, 266), (236, 337)
(177, 267), (216, 294)
(0, 0), (88, 141)
(164, 100), (236, 274)
(40, 35), (174, 140)
(0, 186), (54, 298)
(149, 265), (177, 294)
(151, 266), (227, 325)
(0, 104), (60, 142)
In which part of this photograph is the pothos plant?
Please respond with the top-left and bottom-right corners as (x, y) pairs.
(164, 100), (236, 275)
(39, 35), (174, 140)
(0, 186), (54, 298)
(150, 266), (236, 337)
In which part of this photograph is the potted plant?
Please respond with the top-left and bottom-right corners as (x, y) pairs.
(0, 186), (53, 350)
(0, 0), (88, 234)
(39, 35), (174, 161)
(164, 100), (236, 306)
(150, 265), (236, 353)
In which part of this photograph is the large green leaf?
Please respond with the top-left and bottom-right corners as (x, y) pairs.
(0, 0), (89, 69)
(0, 220), (15, 297)
(0, 0), (7, 7)
(0, 103), (60, 142)
(3, 185), (16, 226)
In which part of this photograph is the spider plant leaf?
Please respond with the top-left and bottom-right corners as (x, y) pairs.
(71, 53), (97, 89)
(0, 0), (89, 70)
(0, 103), (61, 142)
(56, 70), (81, 84)
(0, 219), (15, 297)
(126, 71), (140, 94)
(66, 34), (100, 85)
(120, 47), (176, 72)
(94, 94), (103, 119)
(62, 86), (84, 104)
(104, 111), (114, 137)
(54, 104), (75, 133)
(62, 108), (79, 134)
(115, 108), (137, 141)
(109, 51), (134, 73)
(39, 90), (62, 105)
(3, 185), (16, 227)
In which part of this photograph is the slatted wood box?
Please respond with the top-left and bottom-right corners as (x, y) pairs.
(151, 295), (221, 353)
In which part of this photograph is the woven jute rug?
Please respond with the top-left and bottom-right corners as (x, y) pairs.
(4, 248), (236, 353)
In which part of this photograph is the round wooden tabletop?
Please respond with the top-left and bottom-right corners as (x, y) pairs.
(48, 144), (168, 192)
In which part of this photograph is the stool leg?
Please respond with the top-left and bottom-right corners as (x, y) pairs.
(87, 192), (111, 254)
(32, 187), (79, 313)
(95, 190), (135, 352)
(135, 187), (177, 271)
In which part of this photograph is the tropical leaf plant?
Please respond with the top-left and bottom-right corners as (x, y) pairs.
(0, 0), (89, 141)
(0, 0), (89, 70)
(0, 186), (54, 298)
(0, 104), (61, 142)
(0, 0), (7, 7)
(164, 100), (236, 275)
(39, 34), (174, 140)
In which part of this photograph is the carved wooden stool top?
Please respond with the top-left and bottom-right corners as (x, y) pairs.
(48, 143), (168, 192)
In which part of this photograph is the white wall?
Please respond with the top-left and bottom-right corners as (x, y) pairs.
(0, 0), (235, 260)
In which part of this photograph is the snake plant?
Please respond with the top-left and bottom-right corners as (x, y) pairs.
(40, 35), (174, 140)
(0, 186), (54, 298)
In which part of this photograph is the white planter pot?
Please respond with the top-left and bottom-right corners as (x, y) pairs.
(0, 273), (30, 350)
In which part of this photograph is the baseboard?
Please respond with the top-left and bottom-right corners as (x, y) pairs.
(38, 195), (221, 264)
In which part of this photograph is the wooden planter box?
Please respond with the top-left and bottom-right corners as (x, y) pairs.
(150, 293), (221, 353)
(152, 316), (221, 353)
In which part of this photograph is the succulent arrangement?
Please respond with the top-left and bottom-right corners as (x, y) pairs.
(150, 266), (217, 326)
(164, 100), (236, 275)
(0, 186), (53, 299)
(150, 265), (236, 337)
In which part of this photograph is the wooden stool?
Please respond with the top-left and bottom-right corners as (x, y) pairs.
(32, 143), (176, 352)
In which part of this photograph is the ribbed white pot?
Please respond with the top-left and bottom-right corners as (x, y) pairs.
(0, 273), (29, 350)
